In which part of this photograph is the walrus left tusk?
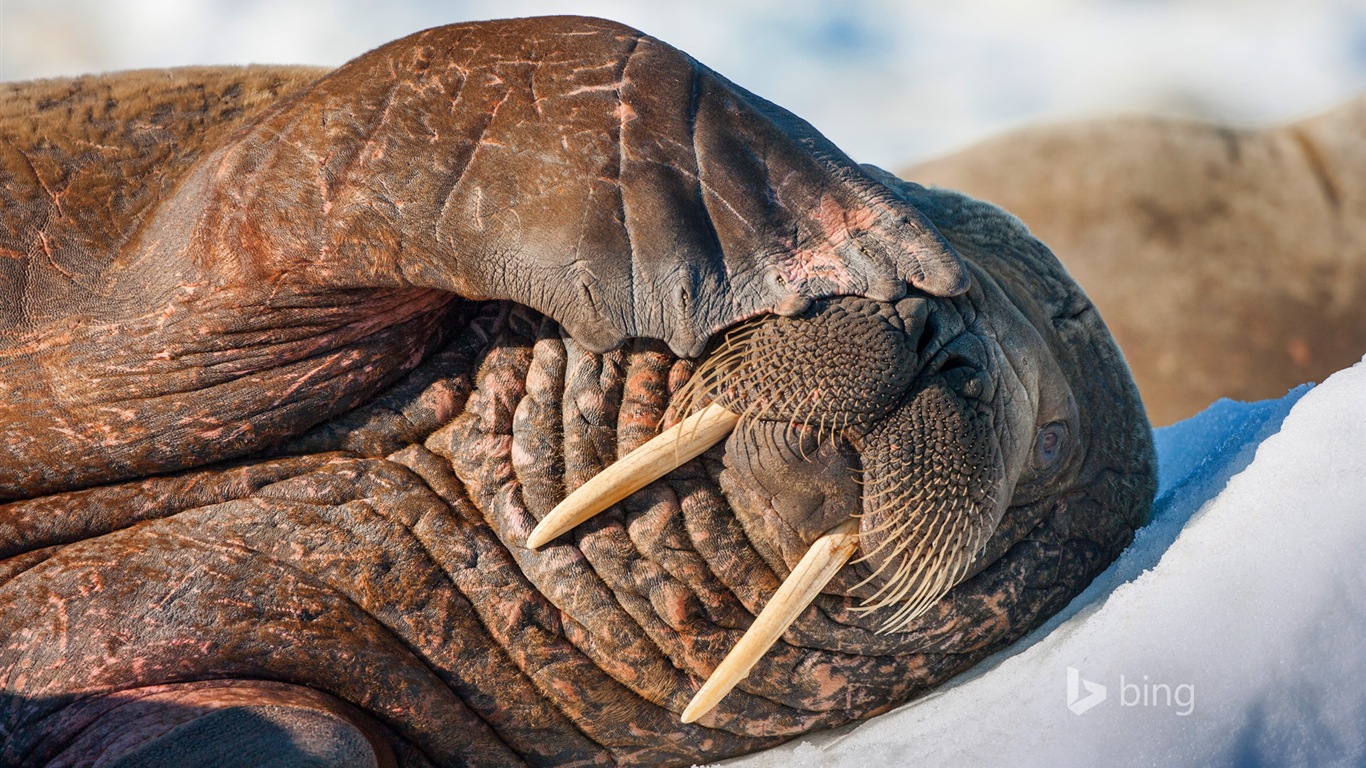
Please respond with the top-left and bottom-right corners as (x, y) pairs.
(526, 403), (740, 549)
(681, 518), (861, 724)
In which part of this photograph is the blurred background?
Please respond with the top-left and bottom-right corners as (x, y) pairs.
(3, 0), (1364, 169)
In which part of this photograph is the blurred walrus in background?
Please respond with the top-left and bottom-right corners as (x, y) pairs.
(908, 97), (1366, 425)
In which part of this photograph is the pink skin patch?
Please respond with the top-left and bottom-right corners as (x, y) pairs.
(776, 193), (882, 290)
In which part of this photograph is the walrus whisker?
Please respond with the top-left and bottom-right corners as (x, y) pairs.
(884, 545), (964, 631)
(859, 556), (914, 613)
(863, 539), (936, 613)
(851, 497), (964, 624)
(680, 518), (860, 724)
(849, 494), (942, 559)
(858, 479), (929, 515)
(670, 329), (753, 420)
(867, 521), (986, 633)
(869, 493), (943, 541)
(871, 478), (943, 508)
(887, 508), (957, 598)
(790, 394), (823, 462)
(742, 393), (780, 448)
(671, 315), (874, 470)
(872, 551), (945, 629)
(525, 402), (740, 549)
(882, 574), (947, 631)
(591, 308), (979, 633)
(848, 460), (870, 488)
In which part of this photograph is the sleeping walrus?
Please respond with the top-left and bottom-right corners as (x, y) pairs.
(909, 98), (1366, 425)
(0, 17), (1154, 766)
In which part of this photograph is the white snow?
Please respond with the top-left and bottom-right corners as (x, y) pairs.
(721, 357), (1366, 767)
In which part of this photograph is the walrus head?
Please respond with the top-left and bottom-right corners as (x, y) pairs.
(513, 174), (1154, 723)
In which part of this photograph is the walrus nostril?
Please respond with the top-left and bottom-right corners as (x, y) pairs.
(894, 296), (936, 359)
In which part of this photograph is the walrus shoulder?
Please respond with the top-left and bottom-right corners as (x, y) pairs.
(0, 65), (326, 331)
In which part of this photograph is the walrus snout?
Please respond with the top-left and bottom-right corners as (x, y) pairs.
(528, 289), (1030, 630)
(852, 377), (1009, 631)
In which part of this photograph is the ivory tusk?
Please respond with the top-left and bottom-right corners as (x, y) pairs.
(525, 402), (740, 550)
(681, 518), (861, 724)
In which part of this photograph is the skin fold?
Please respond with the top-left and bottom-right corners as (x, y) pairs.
(0, 16), (1155, 767)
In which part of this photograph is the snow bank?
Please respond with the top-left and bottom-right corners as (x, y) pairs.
(722, 357), (1366, 767)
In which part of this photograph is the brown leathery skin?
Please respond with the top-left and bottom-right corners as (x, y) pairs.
(28, 681), (399, 768)
(0, 15), (972, 501)
(0, 187), (1153, 766)
(0, 64), (327, 335)
(0, 16), (1154, 768)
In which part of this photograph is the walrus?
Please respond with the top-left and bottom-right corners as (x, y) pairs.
(907, 97), (1366, 425)
(0, 16), (1155, 766)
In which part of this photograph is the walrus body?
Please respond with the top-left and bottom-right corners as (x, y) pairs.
(0, 17), (1154, 766)
(908, 99), (1366, 425)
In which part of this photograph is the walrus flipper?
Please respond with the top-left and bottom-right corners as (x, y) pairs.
(0, 17), (967, 498)
(122, 17), (967, 358)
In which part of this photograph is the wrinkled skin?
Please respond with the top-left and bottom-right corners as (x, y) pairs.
(0, 17), (1155, 768)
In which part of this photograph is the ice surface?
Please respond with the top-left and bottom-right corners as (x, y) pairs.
(721, 358), (1366, 767)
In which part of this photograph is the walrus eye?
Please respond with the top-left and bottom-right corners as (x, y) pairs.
(1034, 422), (1068, 469)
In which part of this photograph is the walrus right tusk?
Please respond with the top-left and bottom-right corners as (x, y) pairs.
(681, 518), (861, 724)
(526, 403), (740, 549)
